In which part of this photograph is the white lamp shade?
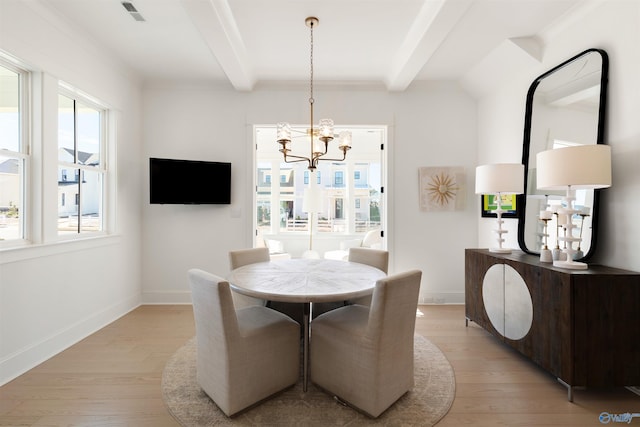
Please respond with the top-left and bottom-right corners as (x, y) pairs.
(537, 144), (611, 190)
(475, 163), (524, 195)
(302, 187), (323, 213)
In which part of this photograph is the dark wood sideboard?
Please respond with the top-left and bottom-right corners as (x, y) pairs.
(465, 248), (640, 401)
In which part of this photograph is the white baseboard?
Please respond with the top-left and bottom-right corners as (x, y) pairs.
(419, 291), (465, 305)
(141, 290), (192, 305)
(0, 295), (140, 386)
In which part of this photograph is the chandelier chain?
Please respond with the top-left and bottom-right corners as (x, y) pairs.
(309, 20), (314, 105)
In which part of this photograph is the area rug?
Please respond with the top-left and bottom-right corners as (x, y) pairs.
(162, 335), (455, 426)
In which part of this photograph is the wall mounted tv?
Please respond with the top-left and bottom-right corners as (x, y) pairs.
(149, 157), (231, 205)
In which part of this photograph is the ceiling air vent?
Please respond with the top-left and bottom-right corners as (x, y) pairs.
(121, 1), (146, 22)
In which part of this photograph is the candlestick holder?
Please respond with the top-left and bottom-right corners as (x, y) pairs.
(539, 217), (552, 262)
(573, 211), (590, 260)
(552, 211), (565, 261)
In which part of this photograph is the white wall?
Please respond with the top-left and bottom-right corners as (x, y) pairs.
(141, 81), (478, 305)
(0, 1), (143, 385)
(477, 0), (640, 272)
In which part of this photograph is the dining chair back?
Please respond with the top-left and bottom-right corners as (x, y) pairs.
(310, 269), (422, 418)
(228, 247), (270, 307)
(188, 268), (300, 417)
(348, 247), (389, 273)
(346, 247), (389, 306)
(229, 247), (270, 269)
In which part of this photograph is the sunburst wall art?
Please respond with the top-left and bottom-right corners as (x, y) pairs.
(419, 166), (466, 212)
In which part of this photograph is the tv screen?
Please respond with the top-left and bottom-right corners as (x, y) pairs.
(150, 157), (231, 204)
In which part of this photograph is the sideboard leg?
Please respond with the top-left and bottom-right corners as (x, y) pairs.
(465, 317), (469, 327)
(558, 378), (574, 402)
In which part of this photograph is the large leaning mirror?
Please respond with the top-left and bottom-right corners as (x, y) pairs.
(518, 49), (608, 260)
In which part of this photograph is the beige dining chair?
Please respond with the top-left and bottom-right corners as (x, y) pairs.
(313, 247), (389, 317)
(310, 269), (422, 418)
(228, 247), (270, 308)
(347, 247), (389, 306)
(188, 269), (300, 417)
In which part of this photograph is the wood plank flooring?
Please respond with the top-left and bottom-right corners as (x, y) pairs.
(1, 305), (637, 426)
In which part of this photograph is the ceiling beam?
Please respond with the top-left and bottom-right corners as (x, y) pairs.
(385, 0), (473, 92)
(181, 0), (254, 91)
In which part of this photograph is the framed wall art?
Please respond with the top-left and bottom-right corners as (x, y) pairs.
(419, 166), (465, 212)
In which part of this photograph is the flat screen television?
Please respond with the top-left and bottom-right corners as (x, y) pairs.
(150, 157), (231, 204)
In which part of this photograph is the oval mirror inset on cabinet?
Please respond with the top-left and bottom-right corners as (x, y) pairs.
(518, 49), (608, 260)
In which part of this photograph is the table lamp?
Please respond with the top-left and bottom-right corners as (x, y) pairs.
(536, 144), (611, 269)
(475, 163), (525, 253)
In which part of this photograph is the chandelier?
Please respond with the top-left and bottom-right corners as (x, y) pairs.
(276, 17), (351, 171)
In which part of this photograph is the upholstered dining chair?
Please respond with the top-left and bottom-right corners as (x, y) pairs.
(346, 247), (389, 306)
(228, 247), (270, 308)
(313, 247), (389, 318)
(310, 269), (422, 418)
(188, 269), (300, 417)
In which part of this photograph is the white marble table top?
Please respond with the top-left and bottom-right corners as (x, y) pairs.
(227, 258), (386, 303)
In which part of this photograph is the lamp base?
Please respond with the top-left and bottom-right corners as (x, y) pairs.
(489, 248), (512, 254)
(540, 248), (553, 263)
(553, 259), (588, 270)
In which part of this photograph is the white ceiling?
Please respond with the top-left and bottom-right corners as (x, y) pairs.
(39, 0), (587, 92)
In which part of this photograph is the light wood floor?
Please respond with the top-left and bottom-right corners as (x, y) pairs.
(0, 305), (637, 426)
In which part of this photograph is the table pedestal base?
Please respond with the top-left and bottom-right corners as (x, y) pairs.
(303, 302), (310, 392)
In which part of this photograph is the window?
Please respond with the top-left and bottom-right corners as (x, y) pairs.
(1, 51), (114, 250)
(0, 58), (28, 243)
(305, 170), (321, 184)
(254, 126), (385, 240)
(57, 91), (106, 236)
(354, 171), (360, 180)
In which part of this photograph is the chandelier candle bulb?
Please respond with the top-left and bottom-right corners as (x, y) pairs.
(277, 122), (292, 144)
(338, 131), (352, 149)
(319, 119), (334, 141)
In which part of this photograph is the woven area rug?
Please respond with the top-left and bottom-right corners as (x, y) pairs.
(162, 335), (455, 426)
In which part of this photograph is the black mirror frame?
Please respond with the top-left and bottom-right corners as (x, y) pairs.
(517, 48), (609, 261)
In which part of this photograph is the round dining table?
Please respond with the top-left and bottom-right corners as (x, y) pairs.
(227, 258), (386, 391)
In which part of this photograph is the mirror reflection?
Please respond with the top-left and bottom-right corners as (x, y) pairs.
(519, 49), (608, 259)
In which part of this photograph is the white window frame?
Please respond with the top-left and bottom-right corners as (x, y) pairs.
(0, 54), (30, 247)
(56, 84), (110, 240)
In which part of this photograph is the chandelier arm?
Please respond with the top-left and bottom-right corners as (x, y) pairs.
(314, 152), (348, 163)
(282, 153), (313, 164)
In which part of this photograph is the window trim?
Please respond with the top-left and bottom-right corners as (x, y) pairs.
(0, 54), (31, 246)
(57, 85), (109, 239)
